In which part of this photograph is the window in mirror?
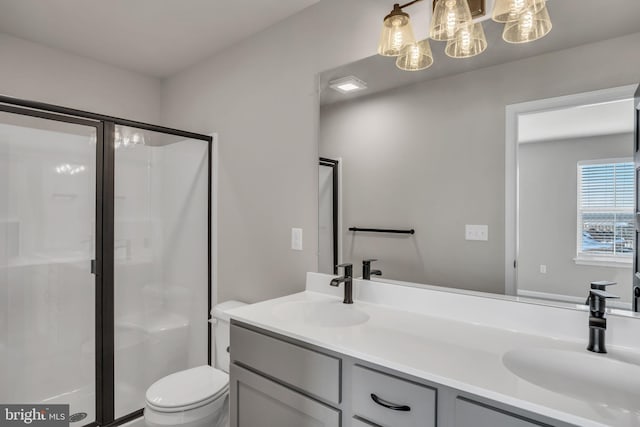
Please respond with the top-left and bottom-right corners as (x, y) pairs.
(576, 159), (634, 266)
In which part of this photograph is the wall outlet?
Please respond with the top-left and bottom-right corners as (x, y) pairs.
(465, 224), (488, 241)
(291, 228), (303, 251)
(540, 264), (547, 274)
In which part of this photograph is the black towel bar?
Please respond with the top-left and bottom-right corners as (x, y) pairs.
(349, 227), (415, 235)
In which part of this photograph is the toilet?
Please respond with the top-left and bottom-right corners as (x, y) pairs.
(144, 300), (247, 427)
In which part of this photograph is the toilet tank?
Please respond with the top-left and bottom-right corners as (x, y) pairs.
(211, 300), (246, 373)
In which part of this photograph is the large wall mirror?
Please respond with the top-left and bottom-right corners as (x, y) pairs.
(316, 0), (640, 312)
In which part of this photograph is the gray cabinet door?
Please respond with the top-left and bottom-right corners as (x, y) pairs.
(230, 364), (341, 427)
(455, 398), (549, 427)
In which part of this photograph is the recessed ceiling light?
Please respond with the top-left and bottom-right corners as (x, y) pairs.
(329, 76), (367, 94)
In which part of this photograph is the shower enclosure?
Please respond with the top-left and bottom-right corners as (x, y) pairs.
(0, 97), (212, 426)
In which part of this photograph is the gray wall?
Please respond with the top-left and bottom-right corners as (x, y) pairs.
(518, 134), (633, 303)
(161, 0), (389, 303)
(319, 32), (640, 295)
(0, 33), (161, 123)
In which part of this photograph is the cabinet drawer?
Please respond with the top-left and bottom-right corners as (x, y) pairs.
(231, 364), (340, 427)
(455, 398), (549, 427)
(352, 365), (436, 427)
(352, 418), (380, 427)
(231, 324), (341, 404)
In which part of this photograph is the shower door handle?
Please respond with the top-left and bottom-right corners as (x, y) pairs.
(91, 259), (97, 275)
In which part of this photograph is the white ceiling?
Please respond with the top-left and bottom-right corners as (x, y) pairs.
(518, 99), (635, 143)
(0, 0), (319, 77)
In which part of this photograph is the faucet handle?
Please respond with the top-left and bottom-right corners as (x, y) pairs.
(590, 281), (617, 291)
(588, 288), (619, 316)
(336, 263), (353, 277)
(363, 259), (378, 263)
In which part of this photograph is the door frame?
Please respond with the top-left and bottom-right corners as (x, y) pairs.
(633, 85), (640, 312)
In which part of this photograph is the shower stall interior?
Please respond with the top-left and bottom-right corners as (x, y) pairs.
(0, 97), (212, 426)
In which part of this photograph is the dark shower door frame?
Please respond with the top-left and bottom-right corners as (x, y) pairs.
(0, 95), (213, 427)
(319, 157), (339, 274)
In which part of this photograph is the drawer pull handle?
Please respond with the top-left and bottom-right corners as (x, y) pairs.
(370, 393), (411, 412)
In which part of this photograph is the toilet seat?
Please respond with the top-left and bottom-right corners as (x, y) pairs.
(145, 365), (229, 413)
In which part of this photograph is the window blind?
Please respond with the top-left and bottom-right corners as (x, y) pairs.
(577, 160), (634, 258)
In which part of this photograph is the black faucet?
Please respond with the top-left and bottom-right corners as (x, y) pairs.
(330, 263), (353, 304)
(586, 281), (619, 354)
(362, 259), (382, 280)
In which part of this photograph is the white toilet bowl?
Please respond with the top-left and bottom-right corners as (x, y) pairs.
(143, 300), (246, 427)
(144, 365), (229, 427)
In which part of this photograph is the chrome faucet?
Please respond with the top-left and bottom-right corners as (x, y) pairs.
(362, 259), (382, 280)
(330, 263), (353, 304)
(586, 281), (618, 354)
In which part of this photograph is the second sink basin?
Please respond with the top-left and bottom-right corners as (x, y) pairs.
(503, 347), (640, 412)
(272, 299), (370, 327)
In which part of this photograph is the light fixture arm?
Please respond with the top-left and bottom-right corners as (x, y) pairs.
(397, 0), (424, 10)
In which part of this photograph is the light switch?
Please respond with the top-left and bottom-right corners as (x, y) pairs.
(465, 224), (489, 241)
(291, 228), (303, 251)
(540, 264), (547, 274)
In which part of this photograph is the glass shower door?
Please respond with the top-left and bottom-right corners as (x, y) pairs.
(0, 109), (99, 424)
(112, 125), (209, 417)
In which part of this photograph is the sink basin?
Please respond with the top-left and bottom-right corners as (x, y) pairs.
(503, 348), (640, 411)
(272, 299), (370, 327)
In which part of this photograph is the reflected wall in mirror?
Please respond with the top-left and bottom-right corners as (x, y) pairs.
(317, 0), (640, 310)
(506, 86), (636, 310)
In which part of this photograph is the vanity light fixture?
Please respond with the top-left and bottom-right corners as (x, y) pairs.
(502, 4), (552, 44)
(377, 0), (552, 71)
(430, 0), (473, 41)
(445, 22), (487, 58)
(378, 3), (417, 56)
(55, 163), (86, 176)
(396, 39), (434, 71)
(114, 127), (146, 149)
(329, 76), (368, 94)
(492, 0), (545, 23)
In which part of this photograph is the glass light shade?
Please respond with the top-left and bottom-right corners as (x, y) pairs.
(396, 39), (434, 71)
(492, 0), (546, 23)
(378, 6), (416, 57)
(445, 22), (487, 58)
(502, 4), (552, 43)
(430, 0), (473, 41)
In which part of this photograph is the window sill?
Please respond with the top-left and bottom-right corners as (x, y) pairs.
(573, 257), (632, 268)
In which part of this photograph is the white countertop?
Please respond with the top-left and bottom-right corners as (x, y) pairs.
(228, 273), (640, 427)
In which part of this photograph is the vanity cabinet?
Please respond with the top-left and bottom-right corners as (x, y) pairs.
(230, 322), (570, 427)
